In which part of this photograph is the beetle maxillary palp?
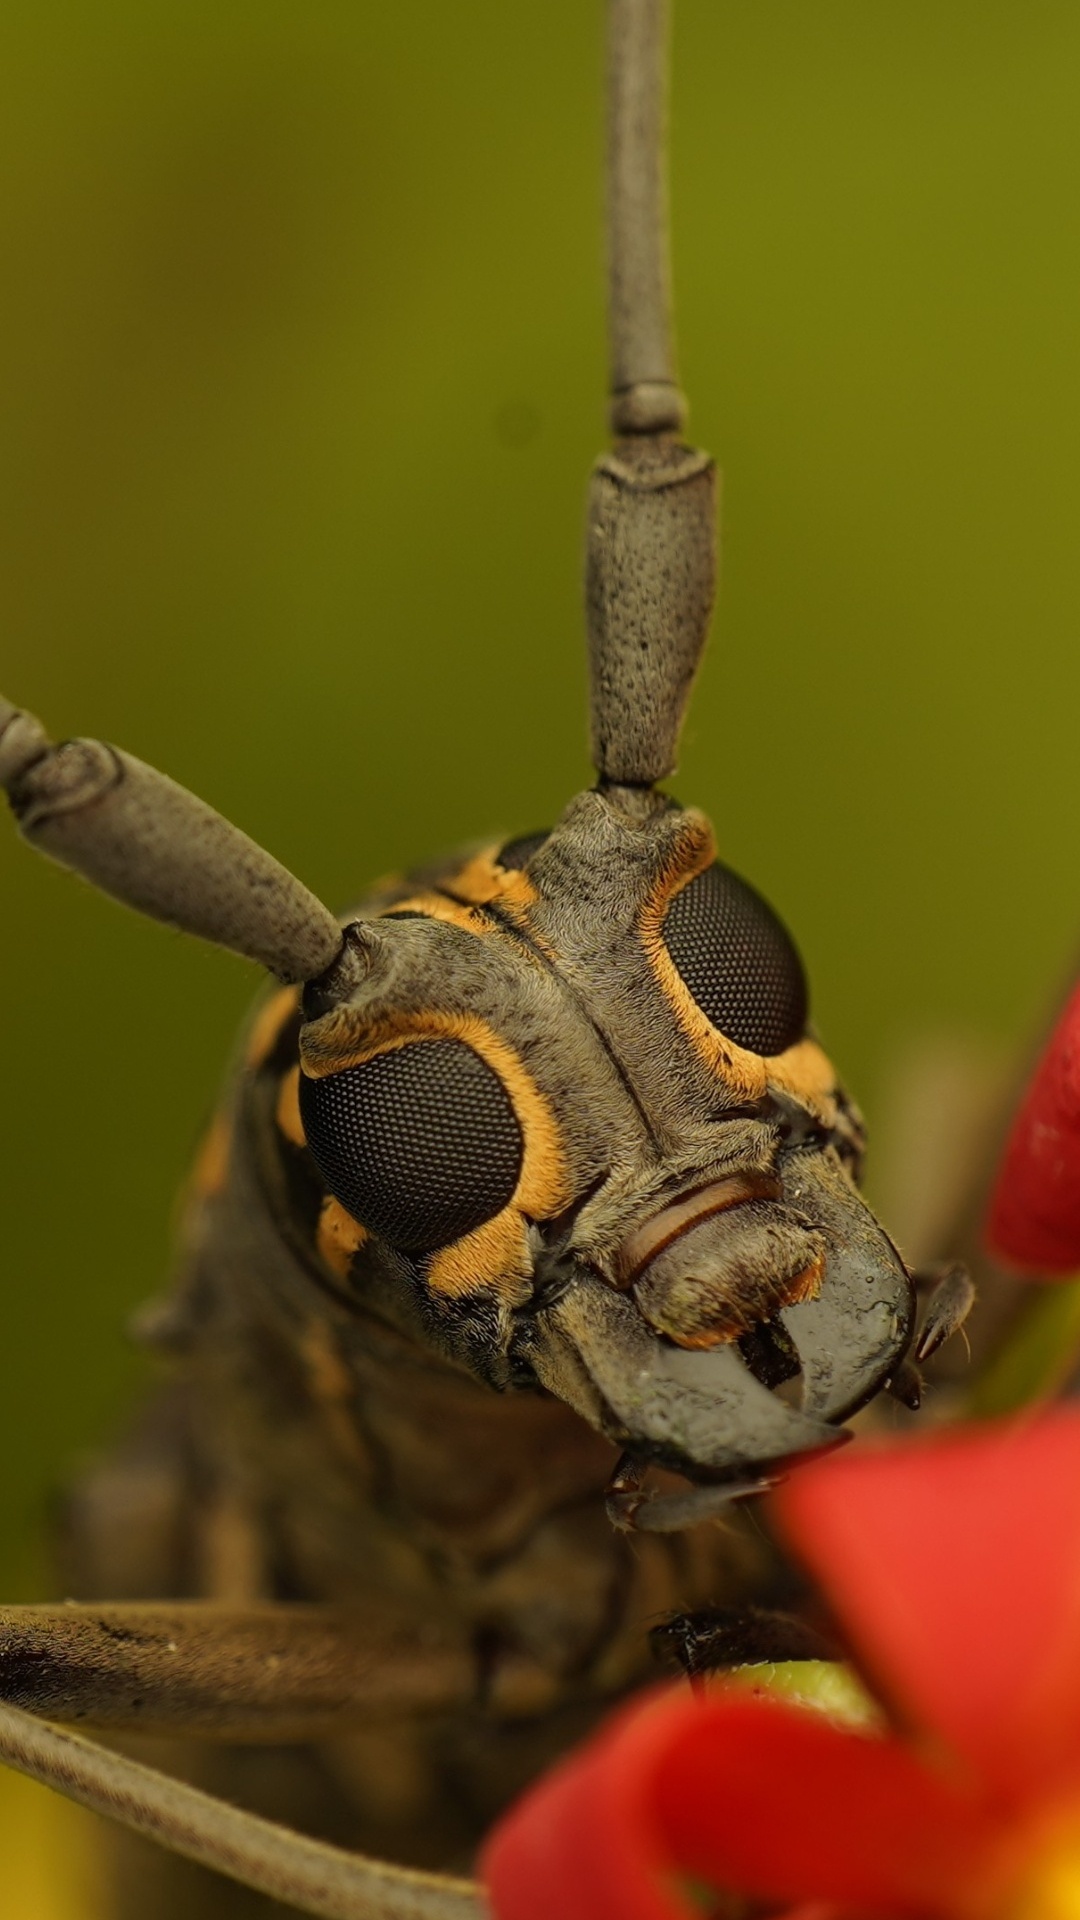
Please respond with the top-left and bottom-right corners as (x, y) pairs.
(914, 1262), (976, 1363)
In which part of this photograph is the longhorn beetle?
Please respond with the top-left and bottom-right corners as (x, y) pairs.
(0, 2), (973, 1915)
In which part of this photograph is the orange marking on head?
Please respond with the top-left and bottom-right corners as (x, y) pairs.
(301, 1009), (569, 1225)
(766, 1039), (842, 1120)
(245, 985), (302, 1070)
(316, 1196), (368, 1281)
(301, 1008), (569, 1302)
(377, 884), (556, 963)
(638, 812), (841, 1120)
(190, 1108), (232, 1199)
(275, 1065), (306, 1148)
(378, 892), (493, 939)
(639, 813), (767, 1099)
(427, 1209), (533, 1301)
(442, 847), (539, 916)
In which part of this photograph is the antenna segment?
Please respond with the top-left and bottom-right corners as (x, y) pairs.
(587, 0), (718, 791)
(607, 0), (683, 434)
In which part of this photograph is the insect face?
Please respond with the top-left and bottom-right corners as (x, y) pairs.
(297, 783), (915, 1494)
(0, 4), (976, 1902)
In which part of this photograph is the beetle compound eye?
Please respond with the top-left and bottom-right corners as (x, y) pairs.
(299, 1039), (523, 1251)
(662, 862), (808, 1055)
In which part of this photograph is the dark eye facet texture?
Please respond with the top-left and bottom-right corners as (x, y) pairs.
(300, 1038), (523, 1250)
(661, 861), (808, 1055)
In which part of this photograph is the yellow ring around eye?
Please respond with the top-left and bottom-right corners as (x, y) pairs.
(427, 1210), (534, 1301)
(300, 1008), (571, 1244)
(639, 811), (842, 1120)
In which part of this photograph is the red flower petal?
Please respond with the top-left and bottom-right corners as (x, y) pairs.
(481, 1689), (705, 1920)
(653, 1695), (992, 1919)
(986, 981), (1080, 1275)
(773, 1410), (1080, 1802)
(483, 1686), (993, 1920)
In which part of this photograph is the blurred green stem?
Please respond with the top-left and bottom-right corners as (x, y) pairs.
(966, 1277), (1080, 1418)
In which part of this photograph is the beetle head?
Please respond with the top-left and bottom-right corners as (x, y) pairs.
(295, 783), (915, 1514)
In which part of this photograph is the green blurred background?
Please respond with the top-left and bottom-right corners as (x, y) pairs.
(1, 0), (1079, 1598)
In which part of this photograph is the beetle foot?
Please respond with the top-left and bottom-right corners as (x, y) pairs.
(650, 1604), (837, 1682)
(604, 1451), (779, 1533)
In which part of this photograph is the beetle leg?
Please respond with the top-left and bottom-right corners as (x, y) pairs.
(914, 1262), (976, 1362)
(0, 1701), (484, 1920)
(0, 1602), (485, 1742)
(604, 1452), (777, 1532)
(603, 1450), (648, 1528)
(650, 1605), (836, 1681)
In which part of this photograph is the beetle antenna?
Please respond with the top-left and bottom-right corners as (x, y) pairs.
(607, 0), (682, 437)
(587, 0), (717, 793)
(0, 695), (350, 985)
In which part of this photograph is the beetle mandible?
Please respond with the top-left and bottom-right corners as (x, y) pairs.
(0, 2), (974, 1914)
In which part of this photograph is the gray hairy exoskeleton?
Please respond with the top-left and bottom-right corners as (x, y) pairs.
(0, 4), (969, 1914)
